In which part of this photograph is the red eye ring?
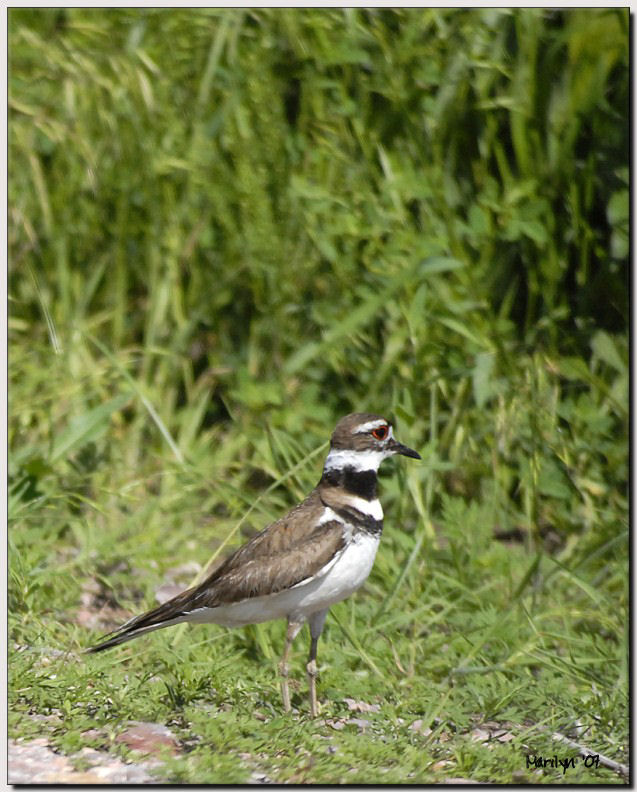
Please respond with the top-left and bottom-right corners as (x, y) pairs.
(372, 425), (388, 440)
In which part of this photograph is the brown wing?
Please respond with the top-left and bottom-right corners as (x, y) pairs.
(88, 492), (344, 650)
(210, 488), (328, 575)
(189, 518), (345, 609)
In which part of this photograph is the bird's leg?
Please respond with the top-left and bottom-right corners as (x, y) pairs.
(307, 609), (328, 718)
(279, 620), (303, 712)
(307, 642), (320, 718)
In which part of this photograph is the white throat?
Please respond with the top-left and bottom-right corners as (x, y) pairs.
(323, 447), (387, 473)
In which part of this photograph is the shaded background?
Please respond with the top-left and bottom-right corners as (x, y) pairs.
(8, 8), (629, 784)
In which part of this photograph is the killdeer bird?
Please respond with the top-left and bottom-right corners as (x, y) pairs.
(88, 413), (420, 717)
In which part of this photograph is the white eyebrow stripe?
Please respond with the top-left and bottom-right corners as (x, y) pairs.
(354, 419), (389, 434)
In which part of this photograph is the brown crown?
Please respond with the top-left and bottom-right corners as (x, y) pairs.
(329, 413), (389, 451)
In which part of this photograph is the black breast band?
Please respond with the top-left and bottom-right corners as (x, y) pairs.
(321, 467), (378, 501)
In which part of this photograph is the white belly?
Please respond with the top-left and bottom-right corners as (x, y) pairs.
(187, 531), (380, 627)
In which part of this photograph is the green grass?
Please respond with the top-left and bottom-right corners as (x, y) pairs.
(9, 7), (628, 784)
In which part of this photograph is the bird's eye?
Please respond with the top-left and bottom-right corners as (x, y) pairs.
(372, 425), (388, 440)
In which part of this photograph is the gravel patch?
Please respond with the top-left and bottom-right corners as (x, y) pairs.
(9, 737), (164, 784)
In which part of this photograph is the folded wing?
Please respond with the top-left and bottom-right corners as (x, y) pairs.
(87, 504), (344, 652)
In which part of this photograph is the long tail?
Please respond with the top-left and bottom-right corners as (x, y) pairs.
(86, 585), (201, 653)
(86, 616), (187, 653)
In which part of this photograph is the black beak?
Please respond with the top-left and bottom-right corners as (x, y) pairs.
(390, 439), (421, 460)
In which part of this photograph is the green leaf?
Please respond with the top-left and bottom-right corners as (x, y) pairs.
(518, 219), (547, 246)
(538, 458), (572, 500)
(438, 317), (493, 350)
(49, 393), (131, 463)
(554, 356), (590, 381)
(472, 351), (495, 408)
(607, 188), (628, 226)
(591, 330), (626, 374)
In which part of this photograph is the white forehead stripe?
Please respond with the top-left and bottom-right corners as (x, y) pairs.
(354, 419), (390, 434)
(324, 448), (387, 472)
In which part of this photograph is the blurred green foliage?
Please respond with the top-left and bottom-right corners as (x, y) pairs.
(9, 6), (628, 543)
